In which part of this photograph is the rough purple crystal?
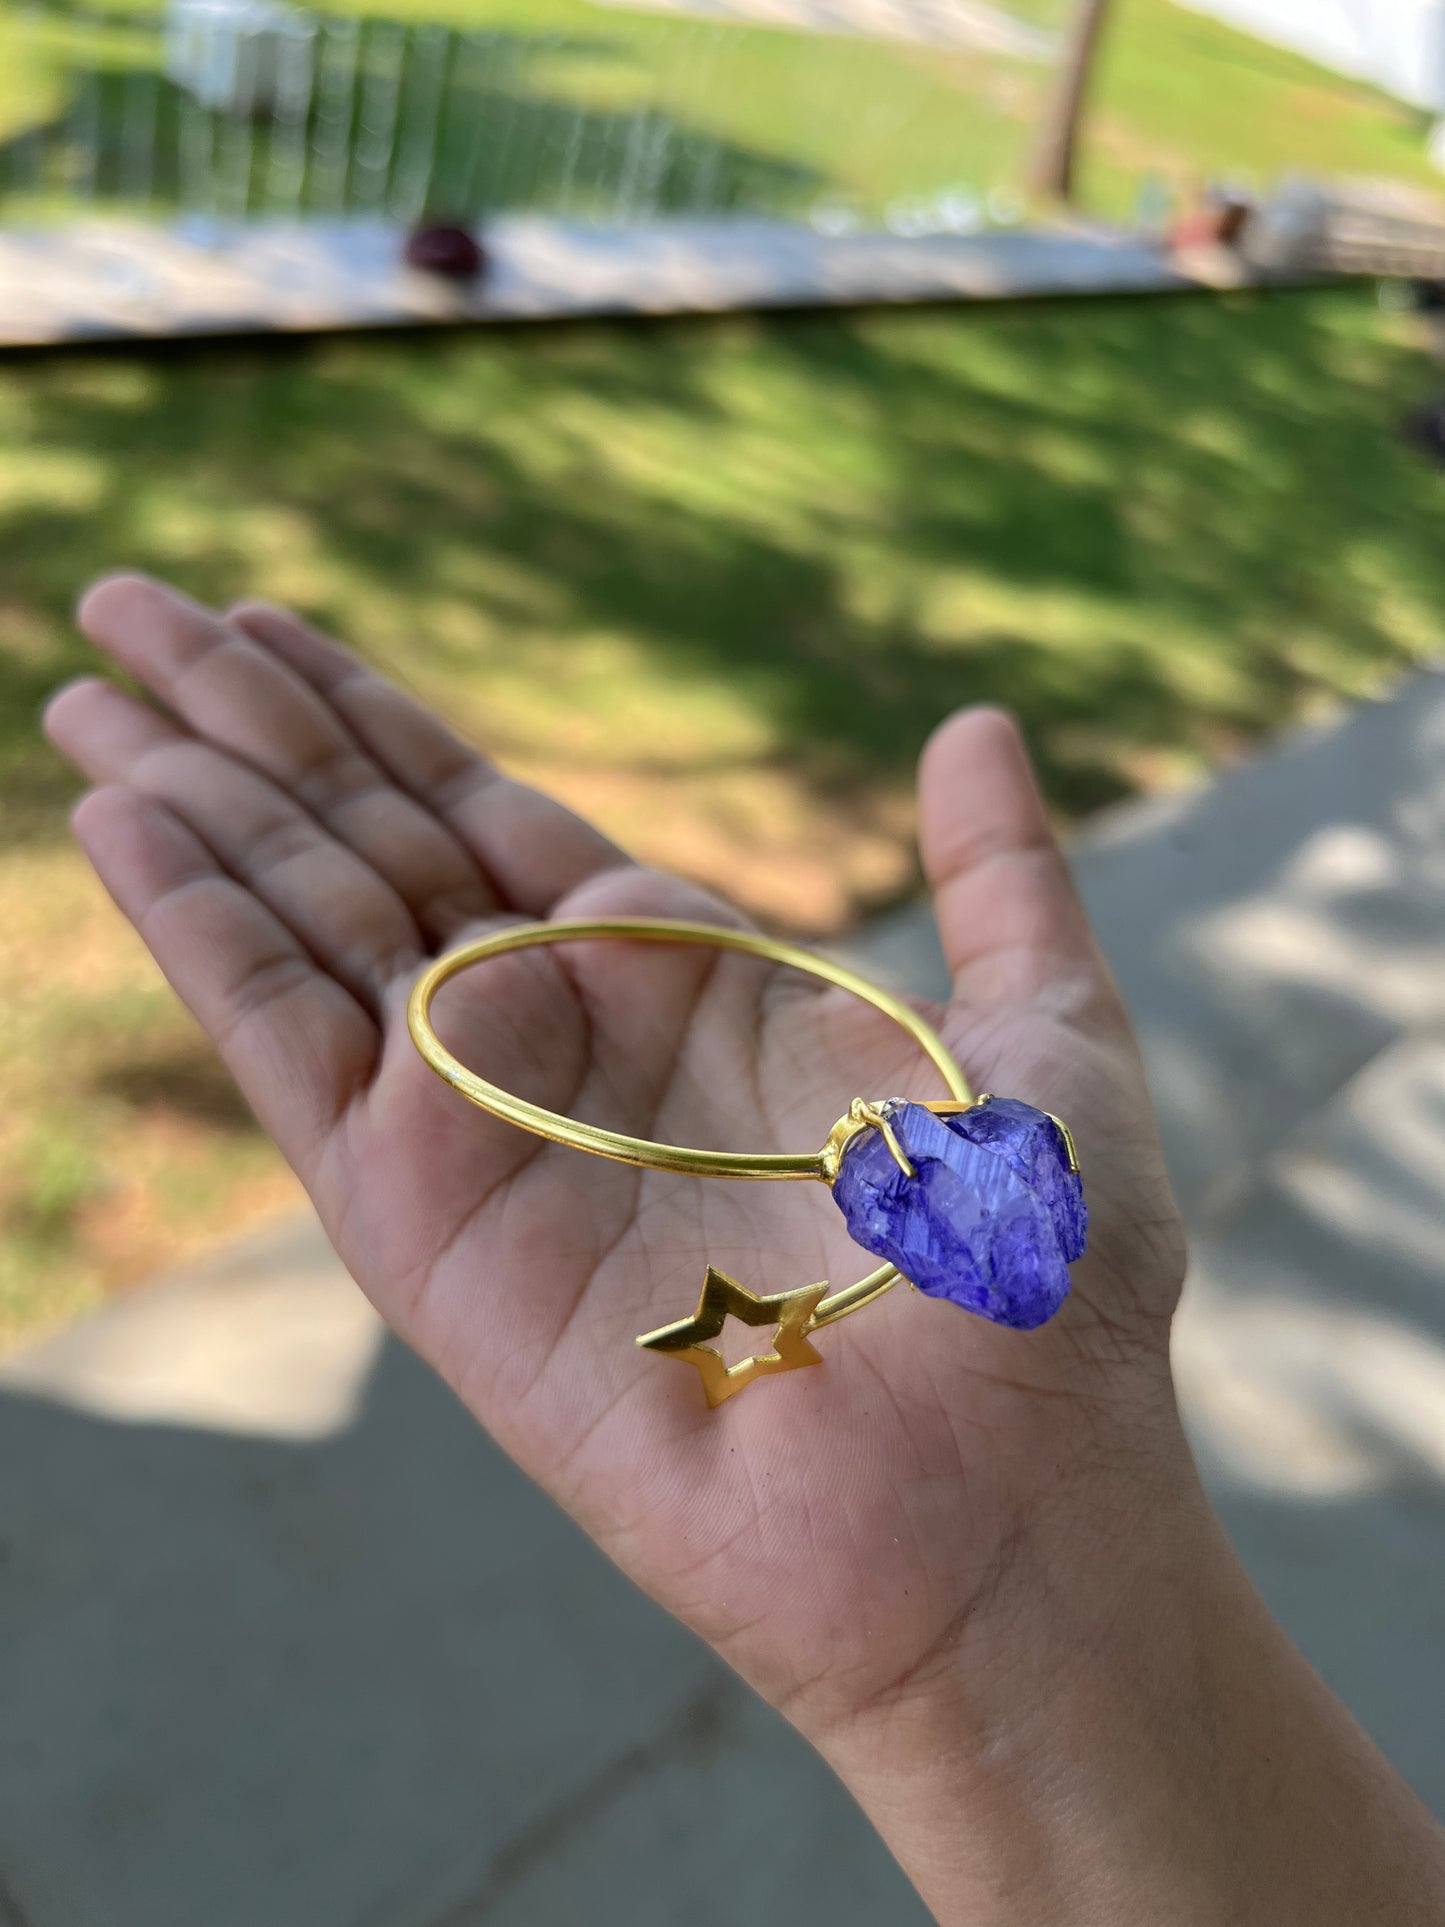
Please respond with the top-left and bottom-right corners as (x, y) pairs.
(831, 1098), (1086, 1330)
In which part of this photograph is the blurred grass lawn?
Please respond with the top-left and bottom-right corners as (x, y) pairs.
(3, 284), (1444, 1345)
(2, 0), (1442, 227)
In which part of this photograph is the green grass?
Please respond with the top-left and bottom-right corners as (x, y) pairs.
(0, 1), (1047, 225)
(1085, 0), (1442, 216)
(2, 0), (1443, 229)
(3, 0), (1443, 1346)
(2, 284), (1443, 1345)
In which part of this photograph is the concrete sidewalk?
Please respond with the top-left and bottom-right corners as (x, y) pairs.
(0, 215), (1213, 351)
(2, 672), (1444, 1925)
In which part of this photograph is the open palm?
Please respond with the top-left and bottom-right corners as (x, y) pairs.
(48, 577), (1186, 1745)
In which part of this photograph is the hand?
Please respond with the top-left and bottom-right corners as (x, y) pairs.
(47, 578), (1445, 1927)
(47, 573), (1186, 1706)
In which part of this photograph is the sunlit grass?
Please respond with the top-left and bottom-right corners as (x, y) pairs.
(2, 0), (1443, 227)
(1087, 0), (1440, 215)
(2, 286), (1442, 1344)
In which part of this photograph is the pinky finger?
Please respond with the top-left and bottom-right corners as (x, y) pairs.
(72, 786), (379, 1188)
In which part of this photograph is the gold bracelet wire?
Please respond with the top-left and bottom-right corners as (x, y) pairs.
(407, 917), (973, 1334)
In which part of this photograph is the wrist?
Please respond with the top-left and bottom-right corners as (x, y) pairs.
(809, 1412), (1210, 1923)
(808, 1426), (1445, 1927)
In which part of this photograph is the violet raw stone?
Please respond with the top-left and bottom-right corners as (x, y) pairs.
(831, 1098), (1086, 1330)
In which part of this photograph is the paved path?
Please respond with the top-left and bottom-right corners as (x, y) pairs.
(2, 671), (1443, 1924)
(0, 215), (1221, 351)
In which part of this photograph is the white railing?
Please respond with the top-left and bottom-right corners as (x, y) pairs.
(0, 1), (1019, 231)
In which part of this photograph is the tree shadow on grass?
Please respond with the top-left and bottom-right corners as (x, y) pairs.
(3, 286), (1443, 853)
(0, 23), (822, 224)
(94, 1047), (264, 1133)
(2, 282), (1443, 1348)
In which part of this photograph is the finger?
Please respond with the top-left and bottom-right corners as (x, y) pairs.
(46, 676), (424, 1013)
(918, 707), (1119, 1016)
(70, 785), (377, 1185)
(227, 600), (635, 916)
(76, 575), (496, 944)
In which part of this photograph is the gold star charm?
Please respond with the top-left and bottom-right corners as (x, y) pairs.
(636, 1267), (828, 1408)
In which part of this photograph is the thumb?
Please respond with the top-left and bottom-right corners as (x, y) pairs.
(917, 706), (1115, 1017)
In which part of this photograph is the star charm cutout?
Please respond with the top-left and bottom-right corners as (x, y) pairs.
(636, 1267), (828, 1407)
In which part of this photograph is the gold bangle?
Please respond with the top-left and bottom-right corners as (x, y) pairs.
(408, 917), (1085, 1408)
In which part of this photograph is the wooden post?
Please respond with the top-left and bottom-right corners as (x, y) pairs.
(1026, 0), (1113, 207)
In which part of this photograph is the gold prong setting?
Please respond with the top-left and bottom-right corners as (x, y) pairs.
(819, 1092), (996, 1186)
(1044, 1110), (1080, 1173)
